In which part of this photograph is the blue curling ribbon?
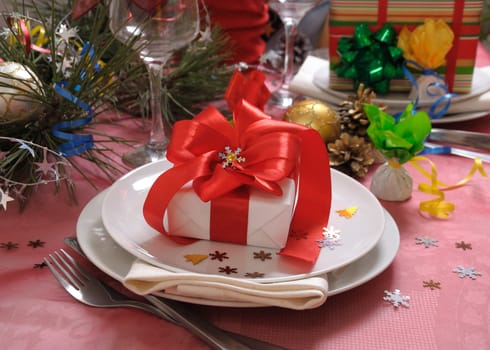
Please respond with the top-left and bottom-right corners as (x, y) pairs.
(402, 61), (456, 120)
(51, 81), (94, 157)
(51, 42), (99, 157)
(419, 144), (452, 156)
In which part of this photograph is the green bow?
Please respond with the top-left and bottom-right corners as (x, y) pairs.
(335, 24), (404, 95)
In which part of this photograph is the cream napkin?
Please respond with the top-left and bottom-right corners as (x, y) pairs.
(290, 55), (490, 116)
(123, 260), (328, 310)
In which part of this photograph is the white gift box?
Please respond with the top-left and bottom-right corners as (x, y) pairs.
(165, 178), (296, 249)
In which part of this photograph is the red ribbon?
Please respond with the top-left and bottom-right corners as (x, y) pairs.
(374, 0), (465, 92)
(224, 69), (271, 111)
(72, 0), (168, 19)
(143, 100), (332, 263)
(6, 17), (31, 56)
(445, 0), (465, 92)
(210, 187), (250, 244)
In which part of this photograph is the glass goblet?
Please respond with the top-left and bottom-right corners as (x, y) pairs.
(109, 0), (199, 167)
(267, 0), (319, 109)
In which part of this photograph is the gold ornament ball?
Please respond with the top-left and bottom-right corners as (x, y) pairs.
(0, 62), (42, 122)
(284, 99), (341, 143)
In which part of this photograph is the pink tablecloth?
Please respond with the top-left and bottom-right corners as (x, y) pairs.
(1, 47), (490, 350)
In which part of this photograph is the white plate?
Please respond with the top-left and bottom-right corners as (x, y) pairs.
(313, 63), (490, 109)
(77, 190), (400, 306)
(289, 55), (490, 124)
(101, 161), (385, 283)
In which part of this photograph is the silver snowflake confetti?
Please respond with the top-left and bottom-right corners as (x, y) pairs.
(218, 146), (245, 168)
(383, 289), (410, 308)
(317, 225), (342, 249)
(322, 225), (341, 240)
(452, 266), (482, 280)
(316, 237), (342, 249)
(56, 23), (80, 43)
(415, 236), (439, 248)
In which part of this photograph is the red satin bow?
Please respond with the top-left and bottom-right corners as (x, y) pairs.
(72, 0), (168, 19)
(225, 70), (271, 112)
(144, 100), (332, 263)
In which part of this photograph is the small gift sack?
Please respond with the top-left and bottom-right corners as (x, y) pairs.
(143, 100), (332, 263)
(370, 161), (413, 201)
(364, 102), (431, 202)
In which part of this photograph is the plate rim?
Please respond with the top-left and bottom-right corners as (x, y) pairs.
(76, 189), (400, 306)
(100, 160), (386, 283)
(312, 61), (490, 108)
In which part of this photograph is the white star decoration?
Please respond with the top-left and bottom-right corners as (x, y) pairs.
(383, 289), (410, 308)
(57, 24), (80, 43)
(0, 188), (14, 211)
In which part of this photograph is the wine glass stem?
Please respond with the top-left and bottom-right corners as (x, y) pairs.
(146, 61), (170, 151)
(282, 18), (298, 90)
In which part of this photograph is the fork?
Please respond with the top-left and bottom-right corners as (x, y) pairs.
(61, 239), (288, 350)
(44, 249), (282, 350)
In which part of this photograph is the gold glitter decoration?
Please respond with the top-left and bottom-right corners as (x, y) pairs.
(284, 99), (341, 143)
(0, 62), (42, 122)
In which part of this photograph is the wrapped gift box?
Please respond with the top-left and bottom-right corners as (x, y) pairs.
(166, 178), (296, 249)
(328, 0), (483, 93)
(143, 99), (332, 263)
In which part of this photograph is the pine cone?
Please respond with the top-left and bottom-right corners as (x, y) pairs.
(328, 133), (375, 178)
(337, 83), (385, 140)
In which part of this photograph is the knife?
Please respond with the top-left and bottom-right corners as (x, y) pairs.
(429, 128), (490, 151)
(424, 142), (490, 163)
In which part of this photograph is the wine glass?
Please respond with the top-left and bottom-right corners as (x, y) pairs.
(266, 0), (319, 110)
(109, 0), (199, 167)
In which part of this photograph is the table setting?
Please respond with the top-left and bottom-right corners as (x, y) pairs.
(1, 0), (490, 349)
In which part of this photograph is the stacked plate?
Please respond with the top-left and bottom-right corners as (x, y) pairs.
(290, 55), (490, 124)
(77, 159), (400, 307)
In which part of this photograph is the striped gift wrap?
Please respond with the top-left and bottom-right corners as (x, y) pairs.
(328, 0), (483, 94)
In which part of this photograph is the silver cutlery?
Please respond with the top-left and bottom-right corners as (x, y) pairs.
(429, 128), (490, 151)
(424, 142), (490, 163)
(45, 248), (287, 350)
(62, 238), (288, 350)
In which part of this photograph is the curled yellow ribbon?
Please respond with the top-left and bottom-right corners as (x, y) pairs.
(30, 25), (48, 47)
(408, 156), (487, 218)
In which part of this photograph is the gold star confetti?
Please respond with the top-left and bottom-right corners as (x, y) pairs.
(262, 22), (275, 37)
(336, 206), (358, 218)
(34, 262), (47, 269)
(245, 272), (265, 278)
(0, 241), (19, 250)
(184, 254), (208, 265)
(209, 250), (229, 262)
(455, 241), (472, 251)
(218, 266), (238, 275)
(423, 280), (441, 290)
(28, 239), (46, 248)
(289, 229), (308, 240)
(253, 250), (272, 261)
